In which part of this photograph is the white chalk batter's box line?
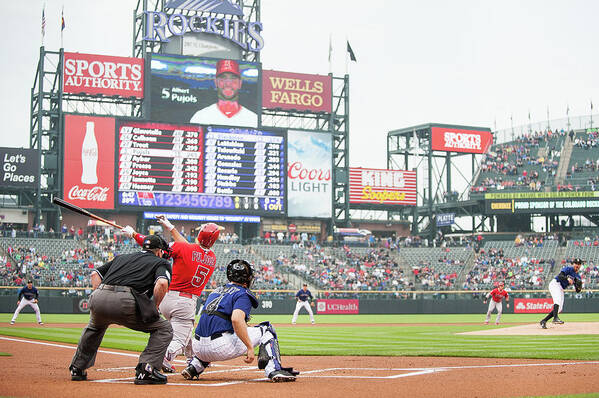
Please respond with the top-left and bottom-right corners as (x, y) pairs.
(2, 336), (599, 386)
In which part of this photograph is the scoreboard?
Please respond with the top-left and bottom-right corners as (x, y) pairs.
(117, 120), (285, 215)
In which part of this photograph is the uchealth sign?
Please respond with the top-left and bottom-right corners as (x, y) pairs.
(63, 52), (144, 98)
(63, 115), (115, 210)
(430, 126), (493, 154)
(349, 167), (417, 205)
(316, 299), (359, 314)
(287, 130), (332, 218)
(514, 298), (554, 313)
(263, 70), (332, 113)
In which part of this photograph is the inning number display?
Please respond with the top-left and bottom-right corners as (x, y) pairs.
(117, 121), (285, 215)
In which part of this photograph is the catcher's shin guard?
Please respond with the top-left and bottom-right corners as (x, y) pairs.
(257, 321), (282, 371)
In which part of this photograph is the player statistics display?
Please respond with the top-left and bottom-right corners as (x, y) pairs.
(149, 54), (261, 128)
(117, 121), (285, 215)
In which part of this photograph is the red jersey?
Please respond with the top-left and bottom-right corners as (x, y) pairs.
(488, 288), (509, 303)
(133, 234), (216, 296)
(168, 242), (216, 296)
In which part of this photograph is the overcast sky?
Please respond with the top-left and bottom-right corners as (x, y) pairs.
(1, 0), (597, 169)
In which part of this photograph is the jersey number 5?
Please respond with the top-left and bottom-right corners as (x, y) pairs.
(191, 264), (211, 287)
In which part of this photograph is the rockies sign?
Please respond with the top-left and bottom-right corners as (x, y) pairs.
(143, 0), (265, 53)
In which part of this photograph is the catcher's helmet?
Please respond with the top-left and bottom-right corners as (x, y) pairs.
(572, 258), (583, 265)
(226, 259), (255, 287)
(197, 223), (221, 249)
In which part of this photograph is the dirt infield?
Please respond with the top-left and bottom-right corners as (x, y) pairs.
(1, 336), (599, 398)
(461, 322), (599, 336)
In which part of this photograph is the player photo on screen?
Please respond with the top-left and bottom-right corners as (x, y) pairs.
(150, 54), (261, 128)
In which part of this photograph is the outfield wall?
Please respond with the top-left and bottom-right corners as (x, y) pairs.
(2, 297), (598, 315)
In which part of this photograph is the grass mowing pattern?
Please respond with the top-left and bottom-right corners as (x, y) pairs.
(1, 313), (598, 360)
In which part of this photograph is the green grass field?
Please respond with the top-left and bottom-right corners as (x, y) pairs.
(1, 313), (598, 361)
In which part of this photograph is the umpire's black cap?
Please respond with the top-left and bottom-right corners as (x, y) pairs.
(143, 234), (167, 250)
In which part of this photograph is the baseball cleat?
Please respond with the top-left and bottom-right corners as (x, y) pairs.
(540, 320), (547, 329)
(181, 365), (201, 380)
(161, 359), (175, 373)
(9, 321), (14, 325)
(70, 366), (87, 381)
(552, 318), (564, 324)
(268, 369), (297, 382)
(484, 321), (488, 325)
(38, 322), (44, 325)
(495, 322), (499, 325)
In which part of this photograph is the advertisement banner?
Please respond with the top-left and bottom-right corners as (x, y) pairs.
(430, 126), (493, 154)
(485, 198), (599, 214)
(63, 114), (115, 210)
(514, 298), (554, 313)
(287, 130), (332, 218)
(349, 168), (417, 206)
(436, 213), (455, 227)
(262, 70), (332, 113)
(316, 299), (359, 314)
(150, 54), (261, 128)
(63, 52), (144, 98)
(0, 147), (39, 189)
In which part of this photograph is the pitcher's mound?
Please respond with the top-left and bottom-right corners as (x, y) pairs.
(459, 322), (599, 336)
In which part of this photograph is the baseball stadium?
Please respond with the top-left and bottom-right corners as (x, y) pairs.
(0, 1), (598, 397)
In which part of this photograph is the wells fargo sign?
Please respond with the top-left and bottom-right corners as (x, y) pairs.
(263, 70), (332, 113)
(349, 167), (416, 206)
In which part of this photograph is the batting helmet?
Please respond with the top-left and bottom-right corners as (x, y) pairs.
(197, 223), (221, 249)
(226, 259), (255, 287)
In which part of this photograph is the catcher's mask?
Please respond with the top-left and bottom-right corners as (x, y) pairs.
(226, 259), (255, 288)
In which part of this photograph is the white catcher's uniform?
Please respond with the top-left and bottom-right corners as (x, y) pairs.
(11, 298), (42, 323)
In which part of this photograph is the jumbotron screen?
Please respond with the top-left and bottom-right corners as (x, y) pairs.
(116, 120), (285, 215)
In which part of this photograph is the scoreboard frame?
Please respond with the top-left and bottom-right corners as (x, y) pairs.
(114, 117), (287, 217)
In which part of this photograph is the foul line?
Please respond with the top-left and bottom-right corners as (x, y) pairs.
(2, 336), (599, 386)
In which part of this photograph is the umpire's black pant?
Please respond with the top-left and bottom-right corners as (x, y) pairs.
(70, 285), (173, 371)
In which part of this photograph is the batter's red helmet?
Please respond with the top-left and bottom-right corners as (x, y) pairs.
(197, 223), (221, 249)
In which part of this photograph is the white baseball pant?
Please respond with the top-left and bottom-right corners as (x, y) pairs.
(159, 291), (197, 364)
(485, 300), (503, 323)
(291, 300), (314, 324)
(189, 324), (278, 377)
(548, 279), (564, 312)
(11, 298), (42, 323)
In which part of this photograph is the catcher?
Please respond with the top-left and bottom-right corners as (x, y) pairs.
(540, 258), (583, 329)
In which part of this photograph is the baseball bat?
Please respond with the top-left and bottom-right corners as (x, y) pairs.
(52, 197), (124, 230)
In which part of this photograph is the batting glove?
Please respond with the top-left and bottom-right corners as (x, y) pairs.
(122, 225), (135, 237)
(156, 215), (175, 231)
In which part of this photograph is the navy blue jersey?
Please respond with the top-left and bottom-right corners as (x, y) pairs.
(296, 288), (313, 301)
(18, 286), (39, 301)
(196, 283), (258, 337)
(555, 266), (581, 289)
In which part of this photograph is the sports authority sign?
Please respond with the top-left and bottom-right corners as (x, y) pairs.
(349, 167), (417, 205)
(263, 71), (332, 113)
(430, 126), (493, 154)
(514, 298), (554, 313)
(63, 115), (115, 210)
(316, 299), (359, 314)
(63, 52), (144, 98)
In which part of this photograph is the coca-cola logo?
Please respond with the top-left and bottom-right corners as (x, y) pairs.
(68, 186), (110, 202)
(288, 161), (331, 181)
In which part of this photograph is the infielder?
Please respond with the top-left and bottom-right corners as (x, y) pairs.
(540, 258), (583, 329)
(182, 259), (299, 382)
(123, 216), (221, 373)
(483, 282), (509, 325)
(10, 280), (43, 325)
(291, 283), (315, 325)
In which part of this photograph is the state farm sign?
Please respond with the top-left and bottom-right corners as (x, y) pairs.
(514, 298), (554, 313)
(263, 70), (332, 113)
(63, 52), (144, 98)
(316, 299), (359, 314)
(349, 167), (417, 206)
(430, 127), (493, 154)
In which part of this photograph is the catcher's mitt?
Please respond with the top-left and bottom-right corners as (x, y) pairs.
(574, 278), (582, 293)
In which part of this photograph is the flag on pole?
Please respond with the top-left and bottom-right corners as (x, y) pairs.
(566, 104), (570, 115)
(346, 41), (356, 62)
(61, 8), (65, 31)
(41, 6), (46, 41)
(592, 100), (594, 111)
(61, 6), (65, 48)
(328, 34), (332, 63)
